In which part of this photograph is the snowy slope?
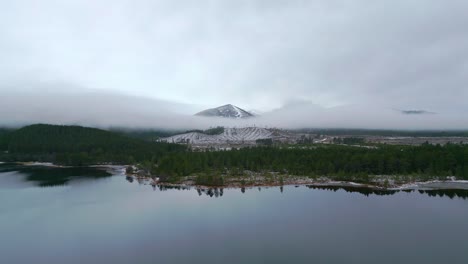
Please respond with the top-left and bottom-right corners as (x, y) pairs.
(162, 127), (294, 144)
(195, 104), (254, 118)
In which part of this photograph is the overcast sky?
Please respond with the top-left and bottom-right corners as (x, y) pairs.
(1, 0), (468, 129)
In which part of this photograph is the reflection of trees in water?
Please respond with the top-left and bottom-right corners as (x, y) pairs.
(419, 189), (468, 200)
(196, 187), (224, 197)
(149, 183), (468, 200)
(153, 185), (224, 198)
(307, 185), (468, 200)
(307, 185), (398, 196)
(156, 185), (191, 192)
(3, 165), (112, 187)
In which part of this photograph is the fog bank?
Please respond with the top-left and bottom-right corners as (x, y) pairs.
(1, 89), (467, 130)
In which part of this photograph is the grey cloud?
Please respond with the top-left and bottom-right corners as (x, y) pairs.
(1, 84), (466, 130)
(0, 83), (201, 129)
(399, 110), (436, 115)
(0, 1), (467, 128)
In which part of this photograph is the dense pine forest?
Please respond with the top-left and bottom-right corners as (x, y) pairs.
(0, 128), (13, 137)
(0, 124), (186, 166)
(2, 124), (468, 185)
(111, 128), (181, 141)
(110, 126), (224, 142)
(155, 144), (468, 182)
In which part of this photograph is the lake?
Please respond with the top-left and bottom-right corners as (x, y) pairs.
(1, 163), (467, 264)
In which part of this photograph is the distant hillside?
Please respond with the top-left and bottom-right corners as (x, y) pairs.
(162, 127), (296, 145)
(111, 128), (182, 141)
(0, 124), (186, 165)
(195, 104), (254, 118)
(0, 128), (14, 137)
(293, 128), (468, 137)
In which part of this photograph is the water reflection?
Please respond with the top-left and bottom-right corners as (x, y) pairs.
(306, 185), (399, 196)
(132, 183), (468, 200)
(306, 185), (468, 200)
(153, 185), (225, 197)
(3, 162), (468, 199)
(0, 163), (112, 187)
(2, 165), (468, 264)
(419, 189), (468, 199)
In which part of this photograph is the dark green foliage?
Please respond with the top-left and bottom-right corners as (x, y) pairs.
(0, 124), (186, 165)
(195, 172), (225, 186)
(0, 128), (16, 150)
(111, 128), (182, 141)
(204, 126), (225, 135)
(0, 128), (13, 136)
(155, 144), (468, 182)
(185, 126), (225, 135)
(333, 137), (365, 145)
(256, 138), (273, 146)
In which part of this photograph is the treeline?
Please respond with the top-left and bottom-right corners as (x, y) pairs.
(156, 144), (468, 181)
(111, 128), (182, 141)
(333, 137), (366, 145)
(294, 128), (468, 137)
(112, 127), (225, 141)
(185, 126), (225, 135)
(3, 124), (468, 184)
(0, 124), (186, 166)
(0, 128), (13, 136)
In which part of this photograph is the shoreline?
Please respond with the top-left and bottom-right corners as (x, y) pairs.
(127, 174), (468, 191)
(4, 161), (468, 191)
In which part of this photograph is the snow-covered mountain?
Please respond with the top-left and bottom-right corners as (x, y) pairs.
(195, 104), (254, 118)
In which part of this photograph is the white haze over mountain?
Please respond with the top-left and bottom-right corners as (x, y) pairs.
(0, 86), (466, 130)
(1, 1), (468, 129)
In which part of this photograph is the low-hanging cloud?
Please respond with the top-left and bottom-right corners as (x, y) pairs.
(1, 84), (467, 130)
(398, 109), (436, 115)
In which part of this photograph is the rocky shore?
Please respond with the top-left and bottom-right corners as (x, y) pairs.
(124, 166), (468, 191)
(9, 162), (468, 191)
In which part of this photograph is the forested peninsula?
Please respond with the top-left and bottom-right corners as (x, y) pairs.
(1, 124), (468, 189)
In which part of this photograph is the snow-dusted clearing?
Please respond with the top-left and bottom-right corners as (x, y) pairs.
(395, 180), (468, 190)
(19, 162), (60, 167)
(162, 127), (296, 145)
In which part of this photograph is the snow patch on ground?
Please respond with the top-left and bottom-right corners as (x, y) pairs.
(393, 180), (468, 190)
(162, 127), (294, 144)
(232, 105), (244, 118)
(324, 181), (368, 187)
(20, 162), (57, 167)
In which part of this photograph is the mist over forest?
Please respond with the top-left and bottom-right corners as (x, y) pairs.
(1, 88), (467, 131)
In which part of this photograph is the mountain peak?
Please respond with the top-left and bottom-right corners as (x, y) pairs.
(195, 104), (254, 119)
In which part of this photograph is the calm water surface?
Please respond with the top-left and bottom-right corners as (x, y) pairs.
(0, 163), (467, 264)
